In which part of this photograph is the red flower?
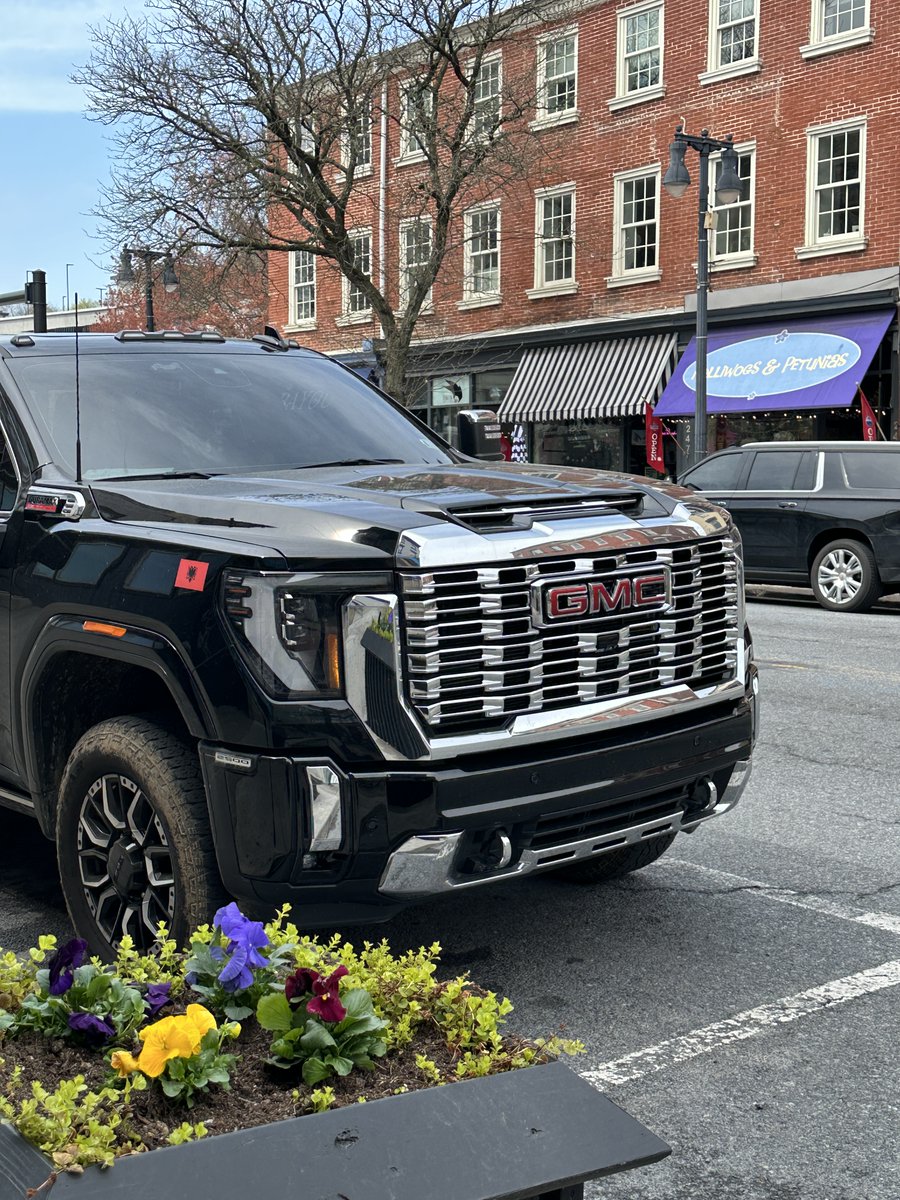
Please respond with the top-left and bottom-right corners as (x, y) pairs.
(307, 965), (348, 1023)
(285, 967), (320, 1003)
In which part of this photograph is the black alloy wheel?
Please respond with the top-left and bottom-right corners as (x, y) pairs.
(57, 717), (225, 957)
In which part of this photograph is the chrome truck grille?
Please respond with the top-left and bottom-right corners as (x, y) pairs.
(398, 536), (740, 731)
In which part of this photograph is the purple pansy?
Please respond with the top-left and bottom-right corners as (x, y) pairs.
(47, 938), (88, 996)
(307, 965), (348, 1024)
(144, 982), (172, 1017)
(212, 903), (270, 993)
(285, 967), (320, 1003)
(67, 1012), (115, 1044)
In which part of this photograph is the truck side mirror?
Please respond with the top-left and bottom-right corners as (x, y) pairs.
(457, 409), (505, 461)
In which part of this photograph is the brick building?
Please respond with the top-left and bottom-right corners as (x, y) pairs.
(268, 0), (900, 474)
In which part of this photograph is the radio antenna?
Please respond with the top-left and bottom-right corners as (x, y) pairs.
(74, 291), (83, 483)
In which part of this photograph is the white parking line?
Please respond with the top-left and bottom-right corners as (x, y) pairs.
(583, 959), (900, 1089)
(656, 858), (900, 937)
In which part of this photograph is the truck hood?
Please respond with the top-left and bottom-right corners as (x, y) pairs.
(88, 461), (689, 566)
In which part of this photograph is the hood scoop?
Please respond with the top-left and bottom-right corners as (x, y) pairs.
(401, 491), (647, 532)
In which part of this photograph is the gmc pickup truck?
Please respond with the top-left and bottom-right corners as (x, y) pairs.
(0, 330), (758, 954)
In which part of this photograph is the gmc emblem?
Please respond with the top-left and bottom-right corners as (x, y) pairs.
(533, 570), (671, 626)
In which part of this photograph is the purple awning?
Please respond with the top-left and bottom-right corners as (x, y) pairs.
(655, 310), (893, 416)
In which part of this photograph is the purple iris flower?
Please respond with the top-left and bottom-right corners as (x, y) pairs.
(67, 1012), (115, 1044)
(48, 939), (88, 996)
(144, 982), (172, 1017)
(213, 903), (270, 992)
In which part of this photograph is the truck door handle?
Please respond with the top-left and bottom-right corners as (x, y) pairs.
(778, 501), (798, 509)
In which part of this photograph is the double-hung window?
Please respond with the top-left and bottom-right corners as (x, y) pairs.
(530, 186), (576, 295)
(801, 0), (873, 58)
(399, 218), (432, 310)
(702, 0), (760, 81)
(399, 83), (427, 162)
(798, 118), (867, 258)
(473, 54), (502, 140)
(342, 229), (372, 318)
(609, 167), (660, 286)
(289, 250), (316, 326)
(535, 31), (578, 124)
(462, 203), (500, 304)
(612, 1), (664, 110)
(709, 144), (756, 268)
(341, 105), (372, 176)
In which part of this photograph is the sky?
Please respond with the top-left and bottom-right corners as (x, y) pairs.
(0, 0), (142, 311)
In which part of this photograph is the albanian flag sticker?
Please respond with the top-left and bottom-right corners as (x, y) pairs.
(175, 559), (209, 592)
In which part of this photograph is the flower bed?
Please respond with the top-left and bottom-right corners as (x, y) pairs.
(0, 906), (581, 1172)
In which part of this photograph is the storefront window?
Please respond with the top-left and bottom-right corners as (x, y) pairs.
(474, 369), (515, 411)
(534, 419), (624, 471)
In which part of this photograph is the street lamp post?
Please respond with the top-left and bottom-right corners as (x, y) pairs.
(662, 126), (743, 466)
(116, 248), (179, 332)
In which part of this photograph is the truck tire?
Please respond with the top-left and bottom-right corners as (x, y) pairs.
(551, 832), (677, 884)
(56, 717), (225, 957)
(810, 538), (880, 612)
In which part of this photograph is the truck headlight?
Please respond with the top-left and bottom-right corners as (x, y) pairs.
(223, 572), (343, 698)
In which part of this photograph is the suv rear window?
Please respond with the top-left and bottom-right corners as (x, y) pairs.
(841, 451), (900, 490)
(744, 450), (814, 491)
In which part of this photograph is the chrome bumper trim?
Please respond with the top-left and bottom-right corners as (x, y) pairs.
(378, 763), (752, 898)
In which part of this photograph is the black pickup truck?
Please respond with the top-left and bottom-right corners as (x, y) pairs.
(0, 330), (758, 954)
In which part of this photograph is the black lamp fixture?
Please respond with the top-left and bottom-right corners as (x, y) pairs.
(117, 247), (180, 331)
(663, 125), (744, 465)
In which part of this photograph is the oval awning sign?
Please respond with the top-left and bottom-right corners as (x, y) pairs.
(683, 330), (862, 399)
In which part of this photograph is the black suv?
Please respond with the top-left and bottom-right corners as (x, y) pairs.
(0, 331), (757, 953)
(680, 441), (900, 611)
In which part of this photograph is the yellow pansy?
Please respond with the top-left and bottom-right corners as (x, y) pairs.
(185, 1004), (217, 1040)
(137, 1015), (203, 1078)
(110, 1049), (141, 1077)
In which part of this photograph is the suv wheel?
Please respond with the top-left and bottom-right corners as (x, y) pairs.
(811, 539), (880, 612)
(56, 717), (225, 957)
(550, 833), (676, 884)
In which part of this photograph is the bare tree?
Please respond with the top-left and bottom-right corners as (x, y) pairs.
(76, 0), (566, 401)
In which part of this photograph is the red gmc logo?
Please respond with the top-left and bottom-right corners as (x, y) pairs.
(535, 570), (670, 625)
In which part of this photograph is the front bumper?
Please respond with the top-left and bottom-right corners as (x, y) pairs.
(200, 666), (757, 925)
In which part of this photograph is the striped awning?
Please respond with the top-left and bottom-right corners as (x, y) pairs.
(498, 333), (678, 423)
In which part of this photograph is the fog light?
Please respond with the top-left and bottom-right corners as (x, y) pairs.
(306, 765), (343, 852)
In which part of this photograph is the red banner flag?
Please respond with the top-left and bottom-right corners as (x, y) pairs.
(859, 388), (878, 442)
(645, 402), (665, 473)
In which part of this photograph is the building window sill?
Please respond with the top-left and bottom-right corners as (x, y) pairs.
(394, 151), (427, 167)
(526, 283), (579, 300)
(698, 59), (761, 86)
(458, 294), (502, 310)
(709, 252), (758, 273)
(334, 165), (373, 185)
(606, 268), (661, 289)
(335, 311), (373, 327)
(285, 320), (317, 333)
(794, 237), (867, 260)
(800, 28), (874, 59)
(607, 84), (666, 113)
(528, 110), (580, 132)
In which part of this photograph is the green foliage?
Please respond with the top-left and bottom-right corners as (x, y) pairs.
(0, 943), (46, 1014)
(111, 927), (185, 987)
(155, 1028), (237, 1109)
(308, 1085), (335, 1113)
(257, 987), (387, 1084)
(167, 1121), (209, 1145)
(10, 965), (146, 1045)
(0, 1075), (143, 1170)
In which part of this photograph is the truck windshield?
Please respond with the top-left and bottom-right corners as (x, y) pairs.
(6, 350), (454, 479)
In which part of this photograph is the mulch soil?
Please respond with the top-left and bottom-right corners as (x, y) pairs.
(0, 1019), (524, 1153)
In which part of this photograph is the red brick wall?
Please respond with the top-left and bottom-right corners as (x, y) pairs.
(268, 0), (900, 350)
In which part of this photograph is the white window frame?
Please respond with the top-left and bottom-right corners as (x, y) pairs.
(532, 28), (579, 129)
(527, 184), (577, 299)
(709, 141), (757, 271)
(397, 82), (428, 164)
(796, 117), (867, 260)
(460, 202), (501, 308)
(340, 105), (373, 178)
(610, 0), (665, 113)
(399, 216), (433, 311)
(608, 165), (661, 288)
(801, 0), (873, 59)
(338, 228), (373, 325)
(288, 249), (316, 328)
(472, 52), (503, 141)
(700, 0), (761, 85)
